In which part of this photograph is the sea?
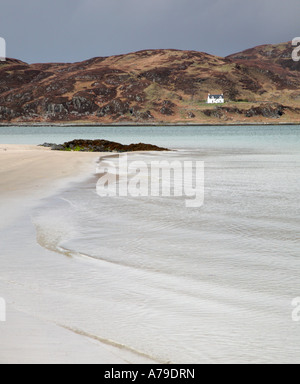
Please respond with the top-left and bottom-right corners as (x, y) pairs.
(0, 125), (299, 363)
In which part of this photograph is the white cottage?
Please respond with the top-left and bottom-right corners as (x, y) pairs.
(207, 93), (224, 104)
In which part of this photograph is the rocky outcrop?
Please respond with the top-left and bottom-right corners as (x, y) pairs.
(129, 107), (154, 120)
(96, 99), (130, 117)
(40, 139), (169, 152)
(158, 100), (175, 116)
(245, 104), (284, 118)
(187, 112), (195, 119)
(0, 105), (15, 119)
(203, 103), (285, 119)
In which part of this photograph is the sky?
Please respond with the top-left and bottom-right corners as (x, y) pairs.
(0, 0), (299, 63)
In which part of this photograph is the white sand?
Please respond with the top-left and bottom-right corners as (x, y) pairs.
(0, 144), (99, 198)
(0, 145), (155, 364)
(0, 144), (100, 230)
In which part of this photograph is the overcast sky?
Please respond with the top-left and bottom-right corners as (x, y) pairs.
(1, 0), (299, 63)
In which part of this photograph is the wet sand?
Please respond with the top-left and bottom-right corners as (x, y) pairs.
(0, 144), (101, 230)
(0, 144), (155, 364)
(0, 144), (100, 199)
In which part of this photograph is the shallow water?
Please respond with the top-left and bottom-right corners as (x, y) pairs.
(0, 124), (300, 151)
(1, 125), (300, 363)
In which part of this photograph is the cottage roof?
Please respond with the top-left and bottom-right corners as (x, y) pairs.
(208, 94), (224, 99)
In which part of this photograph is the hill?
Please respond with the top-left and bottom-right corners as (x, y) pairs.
(0, 42), (299, 125)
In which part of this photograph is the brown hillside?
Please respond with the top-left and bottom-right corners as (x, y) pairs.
(0, 43), (299, 125)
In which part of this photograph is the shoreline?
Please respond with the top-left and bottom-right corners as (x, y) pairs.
(0, 145), (102, 223)
(0, 144), (158, 364)
(0, 122), (300, 127)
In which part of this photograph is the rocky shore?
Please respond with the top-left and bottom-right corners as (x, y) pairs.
(40, 139), (169, 152)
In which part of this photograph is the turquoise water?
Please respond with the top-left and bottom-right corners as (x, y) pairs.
(0, 125), (300, 151)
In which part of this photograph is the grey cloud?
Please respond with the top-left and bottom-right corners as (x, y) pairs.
(0, 0), (299, 63)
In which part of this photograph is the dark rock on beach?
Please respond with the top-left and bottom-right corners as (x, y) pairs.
(40, 139), (169, 153)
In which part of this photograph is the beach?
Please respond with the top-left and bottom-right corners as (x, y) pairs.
(0, 144), (99, 199)
(0, 145), (98, 226)
(0, 144), (156, 364)
(0, 125), (299, 364)
(2, 0), (300, 366)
